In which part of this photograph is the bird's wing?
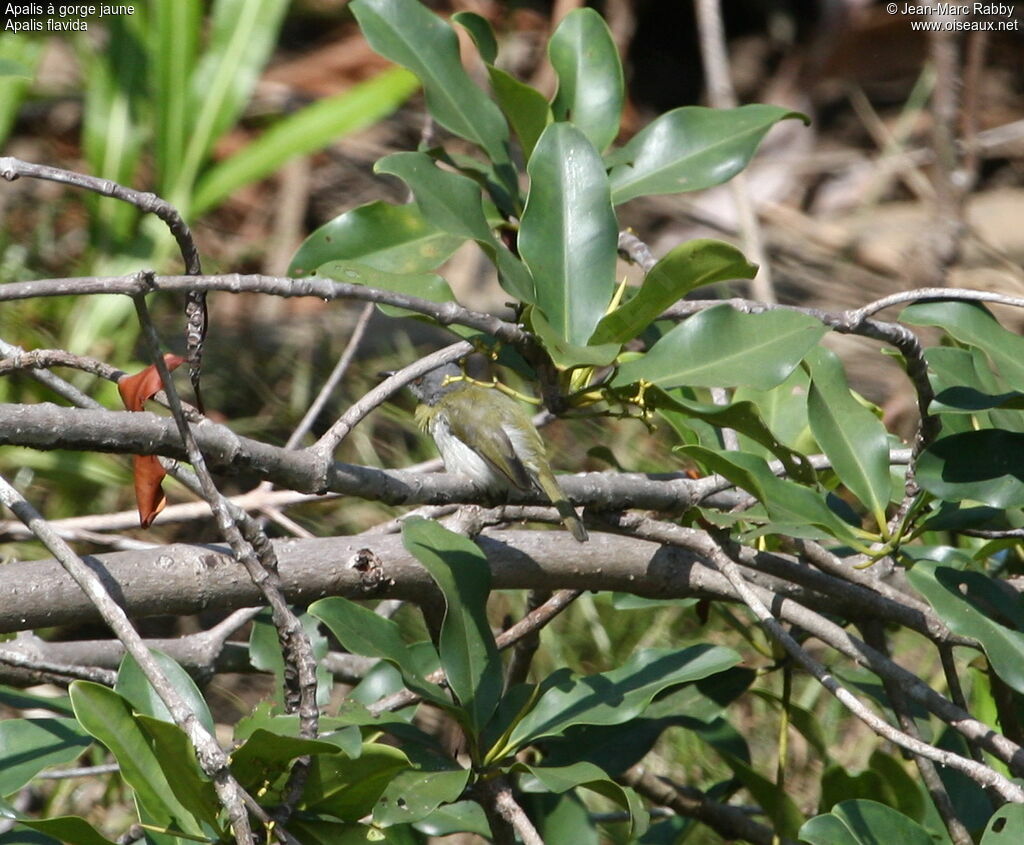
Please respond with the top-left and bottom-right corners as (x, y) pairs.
(445, 393), (534, 490)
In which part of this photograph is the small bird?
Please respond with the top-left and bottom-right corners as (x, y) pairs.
(407, 363), (588, 542)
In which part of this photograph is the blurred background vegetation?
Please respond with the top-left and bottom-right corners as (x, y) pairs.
(1, 2), (1022, 840)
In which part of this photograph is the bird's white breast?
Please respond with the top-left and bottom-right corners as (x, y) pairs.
(430, 416), (505, 490)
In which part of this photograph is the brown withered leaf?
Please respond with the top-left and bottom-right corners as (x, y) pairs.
(118, 355), (184, 526)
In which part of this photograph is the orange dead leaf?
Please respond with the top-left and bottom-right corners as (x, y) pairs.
(118, 354), (185, 411)
(118, 355), (185, 527)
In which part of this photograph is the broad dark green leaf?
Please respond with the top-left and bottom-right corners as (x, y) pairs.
(519, 123), (618, 345)
(401, 517), (502, 733)
(289, 201), (465, 276)
(903, 301), (1024, 392)
(0, 718), (92, 795)
(917, 430), (1024, 508)
(286, 818), (405, 845)
(115, 649), (214, 735)
(733, 367), (814, 458)
(607, 105), (806, 203)
(453, 11), (497, 64)
(313, 260), (469, 332)
(529, 793), (599, 845)
(194, 67), (419, 215)
(650, 386), (814, 483)
(508, 644), (740, 748)
(678, 445), (864, 543)
(68, 682), (206, 838)
(907, 559), (1024, 695)
(230, 728), (346, 793)
(548, 8), (623, 152)
(540, 667), (755, 774)
(134, 715), (223, 832)
(527, 307), (621, 370)
(591, 239), (757, 345)
(0, 687), (73, 717)
(351, 0), (510, 167)
(309, 597), (448, 706)
(805, 347), (892, 524)
(0, 812), (113, 845)
(612, 304), (827, 390)
(488, 66), (550, 162)
(413, 801), (491, 838)
(982, 804), (1024, 843)
(514, 761), (648, 840)
(374, 151), (534, 302)
(373, 766), (471, 826)
(301, 744), (411, 820)
(800, 799), (935, 845)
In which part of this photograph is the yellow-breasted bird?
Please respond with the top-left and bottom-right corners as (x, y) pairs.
(408, 363), (588, 542)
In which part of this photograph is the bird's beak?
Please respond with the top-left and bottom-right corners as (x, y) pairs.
(378, 370), (397, 380)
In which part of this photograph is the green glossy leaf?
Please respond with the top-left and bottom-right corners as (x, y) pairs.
(678, 445), (864, 543)
(527, 307), (621, 370)
(548, 8), (623, 152)
(591, 239), (756, 345)
(982, 803), (1024, 843)
(539, 667), (755, 775)
(805, 347), (892, 523)
(290, 201), (465, 276)
(800, 800), (934, 845)
(285, 819), (399, 845)
(515, 761), (648, 839)
(0, 718), (92, 795)
(0, 812), (114, 845)
(134, 715), (223, 832)
(508, 644), (740, 748)
(733, 367), (814, 457)
(613, 304), (827, 390)
(374, 766), (471, 826)
(351, 0), (510, 167)
(651, 386), (815, 483)
(488, 66), (550, 161)
(907, 559), (1024, 695)
(520, 123), (617, 345)
(194, 67), (418, 215)
(917, 430), (1024, 508)
(230, 728), (344, 793)
(0, 687), (73, 717)
(313, 260), (470, 332)
(309, 597), (448, 706)
(401, 517), (502, 733)
(68, 682), (205, 838)
(453, 11), (497, 64)
(375, 151), (534, 303)
(903, 301), (1024, 392)
(150, 0), (201, 194)
(115, 649), (214, 735)
(413, 801), (491, 838)
(301, 743), (411, 820)
(608, 104), (805, 203)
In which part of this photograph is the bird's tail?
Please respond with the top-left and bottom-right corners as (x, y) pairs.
(535, 469), (588, 542)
